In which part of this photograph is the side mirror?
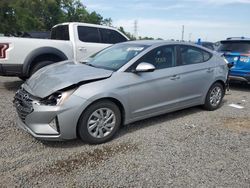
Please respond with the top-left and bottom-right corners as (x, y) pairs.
(228, 62), (234, 69)
(135, 62), (155, 73)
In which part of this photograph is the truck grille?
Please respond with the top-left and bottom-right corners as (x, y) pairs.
(14, 88), (34, 122)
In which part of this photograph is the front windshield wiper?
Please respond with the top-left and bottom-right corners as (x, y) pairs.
(85, 63), (97, 68)
(85, 63), (116, 71)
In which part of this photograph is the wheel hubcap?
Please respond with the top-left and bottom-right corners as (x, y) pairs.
(87, 108), (116, 138)
(209, 86), (222, 107)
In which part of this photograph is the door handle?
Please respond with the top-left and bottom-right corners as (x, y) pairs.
(170, 75), (180, 80)
(207, 68), (214, 73)
(78, 47), (87, 51)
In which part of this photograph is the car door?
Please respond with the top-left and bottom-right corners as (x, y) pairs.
(127, 45), (185, 120)
(75, 26), (110, 62)
(175, 45), (216, 107)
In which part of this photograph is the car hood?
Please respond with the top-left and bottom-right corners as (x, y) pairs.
(23, 61), (113, 98)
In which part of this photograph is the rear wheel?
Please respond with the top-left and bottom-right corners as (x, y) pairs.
(203, 82), (224, 111)
(77, 100), (121, 144)
(30, 61), (54, 75)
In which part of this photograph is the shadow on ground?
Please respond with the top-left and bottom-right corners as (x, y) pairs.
(43, 106), (203, 148)
(3, 80), (23, 91)
(229, 82), (250, 92)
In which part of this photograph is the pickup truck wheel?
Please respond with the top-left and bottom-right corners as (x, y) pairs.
(30, 61), (54, 75)
(18, 76), (28, 81)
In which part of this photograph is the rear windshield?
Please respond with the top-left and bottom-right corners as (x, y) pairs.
(51, 25), (69, 40)
(218, 41), (250, 53)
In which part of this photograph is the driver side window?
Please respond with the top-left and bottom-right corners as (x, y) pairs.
(138, 45), (176, 70)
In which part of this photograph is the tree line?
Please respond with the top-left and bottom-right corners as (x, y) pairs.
(0, 0), (156, 40)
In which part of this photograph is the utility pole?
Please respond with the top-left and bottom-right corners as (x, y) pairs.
(134, 20), (138, 39)
(188, 33), (192, 42)
(181, 25), (184, 41)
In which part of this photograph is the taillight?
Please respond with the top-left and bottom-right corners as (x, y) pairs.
(0, 43), (9, 59)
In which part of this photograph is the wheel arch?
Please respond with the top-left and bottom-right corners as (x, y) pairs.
(215, 80), (226, 92)
(203, 79), (226, 104)
(23, 47), (68, 76)
(76, 97), (126, 138)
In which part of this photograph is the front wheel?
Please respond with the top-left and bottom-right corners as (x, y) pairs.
(203, 82), (224, 111)
(77, 100), (121, 144)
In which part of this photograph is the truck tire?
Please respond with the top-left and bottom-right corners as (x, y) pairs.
(18, 76), (28, 81)
(30, 61), (54, 75)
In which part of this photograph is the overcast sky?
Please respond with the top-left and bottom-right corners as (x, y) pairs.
(83, 0), (250, 42)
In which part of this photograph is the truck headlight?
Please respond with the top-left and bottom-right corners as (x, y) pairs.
(40, 89), (76, 106)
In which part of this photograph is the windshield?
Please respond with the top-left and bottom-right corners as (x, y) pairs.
(87, 43), (148, 71)
(218, 41), (250, 53)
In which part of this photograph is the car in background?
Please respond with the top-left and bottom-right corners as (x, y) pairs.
(217, 37), (250, 83)
(14, 41), (228, 144)
(195, 39), (215, 50)
(200, 42), (215, 50)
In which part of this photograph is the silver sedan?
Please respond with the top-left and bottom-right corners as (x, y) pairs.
(14, 41), (228, 144)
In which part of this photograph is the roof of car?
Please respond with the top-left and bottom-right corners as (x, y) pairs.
(120, 40), (212, 51)
(53, 22), (121, 30)
(122, 40), (198, 46)
(221, 37), (250, 42)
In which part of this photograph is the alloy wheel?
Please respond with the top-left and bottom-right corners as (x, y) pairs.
(87, 108), (116, 138)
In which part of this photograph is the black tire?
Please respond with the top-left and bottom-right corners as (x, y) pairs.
(77, 100), (121, 144)
(203, 82), (225, 111)
(18, 76), (27, 81)
(30, 61), (54, 75)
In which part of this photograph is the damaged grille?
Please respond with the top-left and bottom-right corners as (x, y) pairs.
(13, 88), (34, 122)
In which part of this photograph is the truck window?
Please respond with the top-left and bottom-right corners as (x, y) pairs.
(51, 25), (69, 40)
(77, 26), (101, 43)
(100, 28), (127, 44)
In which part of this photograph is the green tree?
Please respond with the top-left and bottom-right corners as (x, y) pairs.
(61, 0), (88, 22)
(0, 0), (112, 34)
(118, 26), (136, 40)
(0, 0), (17, 33)
(102, 18), (112, 26)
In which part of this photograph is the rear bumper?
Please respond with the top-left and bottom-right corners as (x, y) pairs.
(229, 75), (250, 82)
(0, 63), (23, 76)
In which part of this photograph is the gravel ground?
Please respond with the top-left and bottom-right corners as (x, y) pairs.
(0, 76), (249, 187)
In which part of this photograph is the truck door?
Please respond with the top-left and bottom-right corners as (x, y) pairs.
(75, 26), (110, 62)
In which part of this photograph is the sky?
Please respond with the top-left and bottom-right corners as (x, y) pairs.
(82, 0), (250, 42)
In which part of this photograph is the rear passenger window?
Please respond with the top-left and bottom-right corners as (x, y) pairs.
(100, 28), (127, 44)
(203, 51), (211, 61)
(78, 26), (101, 43)
(51, 25), (69, 40)
(179, 46), (212, 66)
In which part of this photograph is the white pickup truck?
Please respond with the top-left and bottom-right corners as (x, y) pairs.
(0, 22), (129, 79)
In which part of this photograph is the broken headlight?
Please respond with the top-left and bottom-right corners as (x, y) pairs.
(40, 89), (76, 106)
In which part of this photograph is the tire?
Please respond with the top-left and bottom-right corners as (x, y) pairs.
(18, 76), (27, 81)
(77, 100), (121, 144)
(203, 82), (224, 111)
(30, 61), (54, 75)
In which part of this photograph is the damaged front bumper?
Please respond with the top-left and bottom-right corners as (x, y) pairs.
(14, 89), (91, 141)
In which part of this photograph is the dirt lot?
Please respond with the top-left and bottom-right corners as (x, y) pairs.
(0, 76), (249, 187)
